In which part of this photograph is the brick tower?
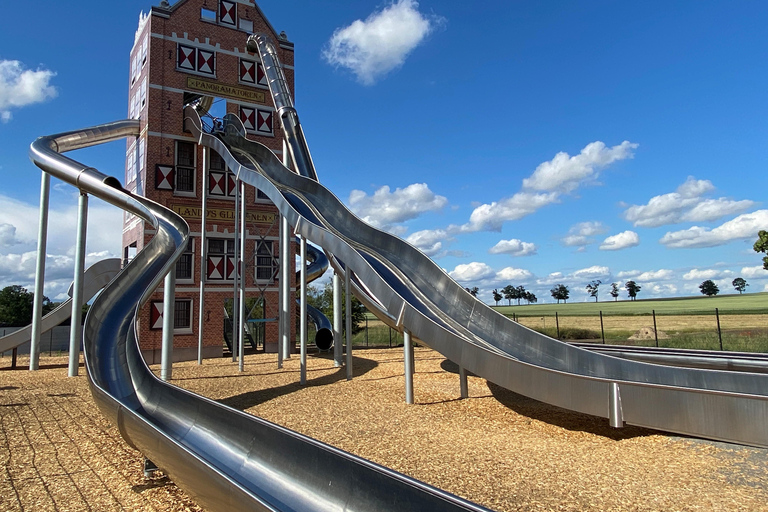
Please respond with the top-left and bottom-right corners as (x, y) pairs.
(123, 0), (296, 363)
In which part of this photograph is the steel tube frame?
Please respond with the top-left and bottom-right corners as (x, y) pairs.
(277, 215), (285, 368)
(30, 172), (51, 371)
(68, 192), (88, 377)
(345, 269), (352, 380)
(300, 236), (307, 384)
(333, 272), (342, 367)
(238, 181), (246, 371)
(232, 179), (240, 362)
(404, 328), (414, 404)
(161, 269), (175, 381)
(197, 147), (208, 365)
(459, 366), (468, 399)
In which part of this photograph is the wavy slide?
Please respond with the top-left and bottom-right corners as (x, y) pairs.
(0, 258), (121, 353)
(31, 122), (493, 511)
(189, 108), (768, 450)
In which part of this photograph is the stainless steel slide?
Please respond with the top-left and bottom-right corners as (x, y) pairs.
(0, 258), (121, 353)
(188, 106), (768, 449)
(30, 121), (493, 511)
(301, 242), (334, 349)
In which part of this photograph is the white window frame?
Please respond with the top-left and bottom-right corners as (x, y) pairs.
(174, 140), (197, 197)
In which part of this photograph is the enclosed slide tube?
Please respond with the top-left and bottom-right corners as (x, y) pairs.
(189, 103), (768, 448)
(300, 242), (334, 350)
(29, 121), (492, 511)
(0, 258), (121, 353)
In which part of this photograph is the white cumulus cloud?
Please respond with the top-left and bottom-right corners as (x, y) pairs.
(0, 60), (58, 122)
(659, 210), (768, 249)
(599, 231), (640, 251)
(488, 238), (537, 256)
(496, 267), (533, 282)
(460, 191), (558, 232)
(623, 176), (755, 228)
(323, 0), (444, 85)
(522, 141), (637, 193)
(406, 228), (449, 257)
(561, 221), (607, 248)
(740, 266), (768, 279)
(348, 183), (447, 230)
(449, 262), (496, 283)
(682, 268), (733, 281)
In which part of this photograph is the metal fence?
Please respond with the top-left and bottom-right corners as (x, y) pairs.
(507, 308), (768, 352)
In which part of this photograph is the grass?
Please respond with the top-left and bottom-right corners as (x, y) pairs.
(493, 292), (768, 316)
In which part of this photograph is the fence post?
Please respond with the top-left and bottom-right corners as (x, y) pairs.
(365, 316), (369, 347)
(389, 327), (392, 348)
(716, 308), (723, 351)
(652, 310), (658, 347)
(600, 311), (605, 344)
(12, 347), (17, 370)
(555, 312), (560, 339)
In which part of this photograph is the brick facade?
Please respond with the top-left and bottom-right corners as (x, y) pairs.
(123, 0), (297, 363)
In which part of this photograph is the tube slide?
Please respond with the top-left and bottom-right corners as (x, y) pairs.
(188, 107), (768, 449)
(0, 258), (121, 353)
(300, 242), (334, 350)
(30, 121), (492, 512)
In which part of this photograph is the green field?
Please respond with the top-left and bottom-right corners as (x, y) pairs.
(492, 292), (768, 316)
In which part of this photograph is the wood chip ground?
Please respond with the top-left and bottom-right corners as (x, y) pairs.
(2, 347), (768, 511)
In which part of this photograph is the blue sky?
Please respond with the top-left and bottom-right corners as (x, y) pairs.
(1, 0), (767, 303)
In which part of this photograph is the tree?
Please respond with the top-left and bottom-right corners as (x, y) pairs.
(524, 291), (537, 304)
(307, 283), (366, 335)
(585, 280), (601, 302)
(492, 289), (502, 306)
(515, 285), (526, 305)
(550, 284), (569, 304)
(755, 230), (768, 270)
(464, 286), (479, 297)
(732, 277), (748, 294)
(625, 281), (641, 301)
(699, 279), (719, 297)
(502, 285), (515, 306)
(610, 282), (620, 301)
(0, 285), (52, 327)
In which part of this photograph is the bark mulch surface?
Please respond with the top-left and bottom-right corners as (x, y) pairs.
(2, 347), (768, 511)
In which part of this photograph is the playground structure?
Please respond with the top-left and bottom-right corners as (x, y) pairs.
(0, 258), (121, 365)
(22, 30), (768, 512)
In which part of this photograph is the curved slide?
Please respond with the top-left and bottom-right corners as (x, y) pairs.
(190, 107), (768, 449)
(30, 123), (493, 511)
(0, 258), (121, 353)
(301, 242), (334, 350)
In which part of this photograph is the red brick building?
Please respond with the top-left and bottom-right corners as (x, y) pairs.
(123, 0), (296, 363)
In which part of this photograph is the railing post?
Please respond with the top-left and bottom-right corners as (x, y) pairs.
(600, 311), (605, 344)
(68, 192), (88, 377)
(716, 308), (723, 351)
(555, 312), (560, 339)
(403, 328), (414, 404)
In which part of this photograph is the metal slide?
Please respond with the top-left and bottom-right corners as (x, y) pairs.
(0, 258), (121, 353)
(188, 106), (768, 449)
(30, 123), (493, 511)
(301, 242), (334, 350)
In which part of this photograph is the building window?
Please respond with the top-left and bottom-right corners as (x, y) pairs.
(255, 240), (276, 283)
(239, 105), (274, 136)
(175, 141), (196, 195)
(207, 238), (236, 281)
(219, 0), (237, 26)
(149, 299), (193, 332)
(174, 299), (192, 330)
(177, 43), (216, 77)
(239, 59), (266, 87)
(201, 7), (216, 21)
(175, 239), (194, 282)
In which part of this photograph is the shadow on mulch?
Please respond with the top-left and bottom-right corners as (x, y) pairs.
(132, 476), (173, 493)
(441, 357), (657, 441)
(487, 381), (659, 441)
(218, 355), (378, 411)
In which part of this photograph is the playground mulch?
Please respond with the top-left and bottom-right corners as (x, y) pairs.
(3, 348), (768, 511)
